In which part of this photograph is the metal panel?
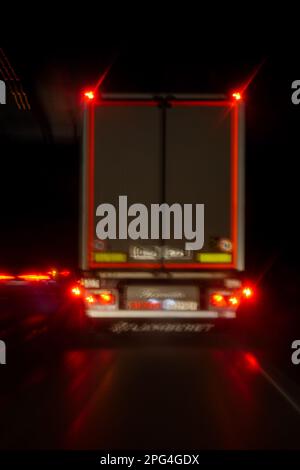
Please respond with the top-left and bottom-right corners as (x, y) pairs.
(165, 104), (232, 262)
(92, 104), (161, 265)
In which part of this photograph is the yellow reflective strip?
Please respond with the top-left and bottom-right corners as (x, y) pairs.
(94, 252), (127, 263)
(197, 253), (232, 263)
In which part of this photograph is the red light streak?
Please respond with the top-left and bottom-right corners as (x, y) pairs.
(18, 274), (51, 281)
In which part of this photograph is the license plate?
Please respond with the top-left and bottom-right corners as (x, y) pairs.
(162, 300), (198, 311)
(127, 299), (198, 311)
(127, 300), (162, 310)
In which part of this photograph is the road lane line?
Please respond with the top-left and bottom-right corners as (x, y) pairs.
(260, 366), (300, 416)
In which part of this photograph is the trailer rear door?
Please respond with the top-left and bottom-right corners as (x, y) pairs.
(81, 96), (243, 271)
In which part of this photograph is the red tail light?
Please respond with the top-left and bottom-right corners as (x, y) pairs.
(210, 293), (227, 308)
(84, 291), (116, 306)
(98, 291), (115, 305)
(48, 269), (71, 279)
(210, 292), (240, 309)
(60, 270), (71, 277)
(47, 269), (58, 278)
(228, 295), (239, 306)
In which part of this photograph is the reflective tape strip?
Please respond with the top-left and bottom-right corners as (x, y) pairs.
(94, 252), (127, 262)
(197, 253), (232, 263)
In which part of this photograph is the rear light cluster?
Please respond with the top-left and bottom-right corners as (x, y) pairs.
(210, 293), (240, 308)
(70, 284), (117, 307)
(47, 269), (71, 279)
(85, 291), (116, 306)
(209, 285), (255, 310)
(70, 283), (254, 311)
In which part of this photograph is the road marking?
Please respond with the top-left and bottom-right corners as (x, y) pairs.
(260, 366), (300, 416)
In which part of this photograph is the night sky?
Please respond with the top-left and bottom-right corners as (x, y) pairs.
(0, 40), (299, 289)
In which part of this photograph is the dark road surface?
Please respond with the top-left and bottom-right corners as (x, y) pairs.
(1, 329), (300, 450)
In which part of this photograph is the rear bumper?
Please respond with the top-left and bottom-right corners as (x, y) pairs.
(85, 308), (236, 319)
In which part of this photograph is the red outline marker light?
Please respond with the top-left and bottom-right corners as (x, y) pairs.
(244, 353), (260, 372)
(242, 286), (254, 299)
(84, 90), (95, 101)
(232, 91), (242, 101)
(71, 286), (82, 297)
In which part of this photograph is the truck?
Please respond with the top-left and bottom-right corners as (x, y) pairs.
(75, 91), (253, 334)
